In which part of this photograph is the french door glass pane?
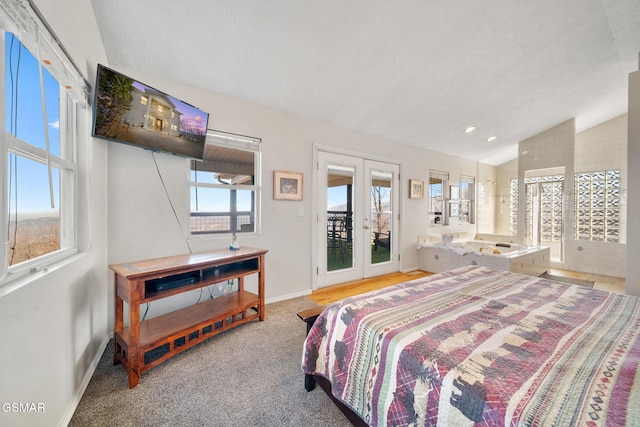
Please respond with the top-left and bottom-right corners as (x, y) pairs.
(327, 165), (354, 271)
(371, 170), (392, 264)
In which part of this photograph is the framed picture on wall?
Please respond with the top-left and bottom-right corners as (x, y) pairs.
(274, 170), (303, 200)
(409, 179), (424, 199)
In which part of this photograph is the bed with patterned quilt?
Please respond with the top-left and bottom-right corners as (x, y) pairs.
(301, 265), (640, 426)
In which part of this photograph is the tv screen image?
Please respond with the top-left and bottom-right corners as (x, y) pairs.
(92, 64), (209, 160)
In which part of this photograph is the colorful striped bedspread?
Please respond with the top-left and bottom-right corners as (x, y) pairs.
(302, 266), (640, 426)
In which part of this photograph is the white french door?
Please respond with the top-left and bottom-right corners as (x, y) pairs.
(315, 151), (399, 288)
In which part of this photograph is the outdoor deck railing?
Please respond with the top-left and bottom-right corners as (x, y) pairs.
(190, 211), (253, 234)
(190, 209), (388, 237)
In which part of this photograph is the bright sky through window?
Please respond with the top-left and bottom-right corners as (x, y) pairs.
(6, 34), (61, 214)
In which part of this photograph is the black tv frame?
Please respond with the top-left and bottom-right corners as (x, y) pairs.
(92, 64), (209, 161)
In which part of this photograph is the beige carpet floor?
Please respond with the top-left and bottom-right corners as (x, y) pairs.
(70, 296), (351, 427)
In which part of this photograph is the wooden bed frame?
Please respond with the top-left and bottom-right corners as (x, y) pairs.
(308, 374), (368, 427)
(298, 306), (368, 426)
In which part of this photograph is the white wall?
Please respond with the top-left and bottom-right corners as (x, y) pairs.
(476, 163), (497, 235)
(477, 159), (519, 238)
(0, 1), (109, 427)
(496, 159), (518, 236)
(627, 70), (640, 296)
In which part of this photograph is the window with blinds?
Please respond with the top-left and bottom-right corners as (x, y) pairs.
(1, 1), (88, 283)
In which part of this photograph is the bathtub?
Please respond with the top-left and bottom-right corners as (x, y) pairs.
(417, 237), (550, 276)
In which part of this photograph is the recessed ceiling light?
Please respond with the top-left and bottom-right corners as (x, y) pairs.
(486, 136), (498, 142)
(464, 126), (476, 134)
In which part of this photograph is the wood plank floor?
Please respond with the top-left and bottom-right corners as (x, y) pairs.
(308, 268), (625, 306)
(307, 270), (432, 305)
(549, 268), (625, 293)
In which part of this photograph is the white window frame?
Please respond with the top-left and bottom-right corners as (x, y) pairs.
(189, 129), (261, 238)
(428, 170), (449, 226)
(0, 1), (88, 285)
(458, 175), (475, 224)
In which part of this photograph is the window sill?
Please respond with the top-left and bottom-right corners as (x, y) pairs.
(0, 249), (83, 299)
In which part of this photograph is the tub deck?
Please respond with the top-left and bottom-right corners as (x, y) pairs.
(417, 238), (550, 276)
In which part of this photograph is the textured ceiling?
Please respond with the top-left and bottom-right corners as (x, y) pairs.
(90, 0), (640, 165)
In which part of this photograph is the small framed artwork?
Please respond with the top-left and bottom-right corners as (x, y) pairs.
(409, 179), (424, 199)
(274, 170), (303, 200)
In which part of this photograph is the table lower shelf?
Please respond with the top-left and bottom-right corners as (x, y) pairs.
(114, 290), (261, 382)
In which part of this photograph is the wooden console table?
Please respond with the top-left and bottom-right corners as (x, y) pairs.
(110, 246), (268, 388)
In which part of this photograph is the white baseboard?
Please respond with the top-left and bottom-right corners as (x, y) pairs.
(266, 290), (311, 304)
(59, 335), (110, 427)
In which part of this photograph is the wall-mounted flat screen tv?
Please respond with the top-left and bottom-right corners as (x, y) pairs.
(92, 64), (209, 160)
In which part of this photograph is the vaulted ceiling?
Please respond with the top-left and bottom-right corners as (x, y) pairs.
(91, 1), (640, 165)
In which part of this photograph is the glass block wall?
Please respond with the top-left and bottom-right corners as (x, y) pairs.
(510, 179), (518, 235)
(575, 170), (621, 242)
